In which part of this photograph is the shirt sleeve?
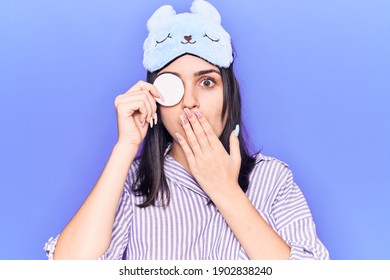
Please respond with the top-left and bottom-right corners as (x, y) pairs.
(99, 182), (133, 260)
(43, 235), (60, 260)
(43, 172), (134, 260)
(269, 167), (330, 260)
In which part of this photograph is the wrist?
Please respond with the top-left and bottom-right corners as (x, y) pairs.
(208, 182), (243, 206)
(113, 141), (140, 157)
(212, 185), (251, 217)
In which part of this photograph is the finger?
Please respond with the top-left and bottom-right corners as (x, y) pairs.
(116, 96), (152, 126)
(143, 90), (158, 127)
(132, 94), (153, 125)
(131, 90), (158, 127)
(116, 91), (156, 125)
(175, 132), (195, 165)
(184, 108), (210, 151)
(127, 90), (158, 126)
(229, 126), (241, 169)
(117, 100), (147, 128)
(118, 89), (155, 107)
(194, 108), (224, 150)
(127, 80), (160, 99)
(179, 113), (203, 156)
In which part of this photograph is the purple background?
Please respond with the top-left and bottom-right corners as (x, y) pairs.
(1, 0), (389, 259)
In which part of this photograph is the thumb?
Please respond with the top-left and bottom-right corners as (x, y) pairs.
(229, 124), (241, 168)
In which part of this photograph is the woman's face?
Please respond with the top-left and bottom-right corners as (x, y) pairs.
(158, 54), (225, 142)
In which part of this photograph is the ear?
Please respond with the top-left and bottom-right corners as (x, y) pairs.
(147, 5), (176, 32)
(190, 0), (221, 24)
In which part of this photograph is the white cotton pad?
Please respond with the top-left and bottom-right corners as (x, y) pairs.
(153, 73), (184, 106)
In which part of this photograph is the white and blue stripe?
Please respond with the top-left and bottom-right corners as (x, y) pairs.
(45, 153), (329, 260)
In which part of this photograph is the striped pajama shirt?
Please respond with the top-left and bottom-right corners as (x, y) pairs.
(45, 152), (329, 260)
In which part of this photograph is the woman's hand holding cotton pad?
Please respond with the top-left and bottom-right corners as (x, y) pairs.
(153, 73), (184, 106)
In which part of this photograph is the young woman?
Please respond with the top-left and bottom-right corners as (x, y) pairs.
(45, 0), (329, 260)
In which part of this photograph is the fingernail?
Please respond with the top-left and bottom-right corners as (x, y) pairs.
(157, 91), (165, 102)
(234, 124), (240, 137)
(175, 132), (183, 141)
(179, 114), (187, 125)
(184, 108), (192, 118)
(194, 108), (202, 118)
(154, 112), (158, 125)
(150, 117), (154, 128)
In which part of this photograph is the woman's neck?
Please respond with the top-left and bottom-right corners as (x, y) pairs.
(168, 142), (191, 174)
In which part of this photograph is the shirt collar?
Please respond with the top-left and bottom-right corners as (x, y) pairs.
(163, 144), (209, 199)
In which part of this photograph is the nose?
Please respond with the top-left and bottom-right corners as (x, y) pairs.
(184, 35), (192, 42)
(181, 84), (199, 110)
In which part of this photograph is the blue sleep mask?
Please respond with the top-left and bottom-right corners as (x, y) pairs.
(143, 0), (233, 72)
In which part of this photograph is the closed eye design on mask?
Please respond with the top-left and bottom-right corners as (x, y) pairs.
(155, 33), (172, 46)
(203, 34), (220, 42)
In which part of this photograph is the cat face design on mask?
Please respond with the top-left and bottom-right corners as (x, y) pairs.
(143, 0), (233, 72)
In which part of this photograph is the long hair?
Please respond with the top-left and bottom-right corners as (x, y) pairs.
(132, 57), (257, 207)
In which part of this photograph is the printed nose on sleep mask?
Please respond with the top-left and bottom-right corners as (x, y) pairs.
(153, 73), (184, 106)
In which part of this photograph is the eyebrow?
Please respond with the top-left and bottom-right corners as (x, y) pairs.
(194, 69), (221, 76)
(157, 69), (221, 78)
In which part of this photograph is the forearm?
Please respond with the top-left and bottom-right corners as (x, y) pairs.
(54, 143), (139, 259)
(210, 185), (291, 260)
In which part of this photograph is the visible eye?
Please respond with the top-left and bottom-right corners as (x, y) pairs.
(155, 33), (172, 46)
(199, 78), (216, 88)
(203, 34), (219, 42)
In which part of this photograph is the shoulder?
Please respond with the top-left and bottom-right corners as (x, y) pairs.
(131, 156), (142, 171)
(123, 157), (142, 194)
(246, 153), (292, 209)
(252, 153), (290, 176)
